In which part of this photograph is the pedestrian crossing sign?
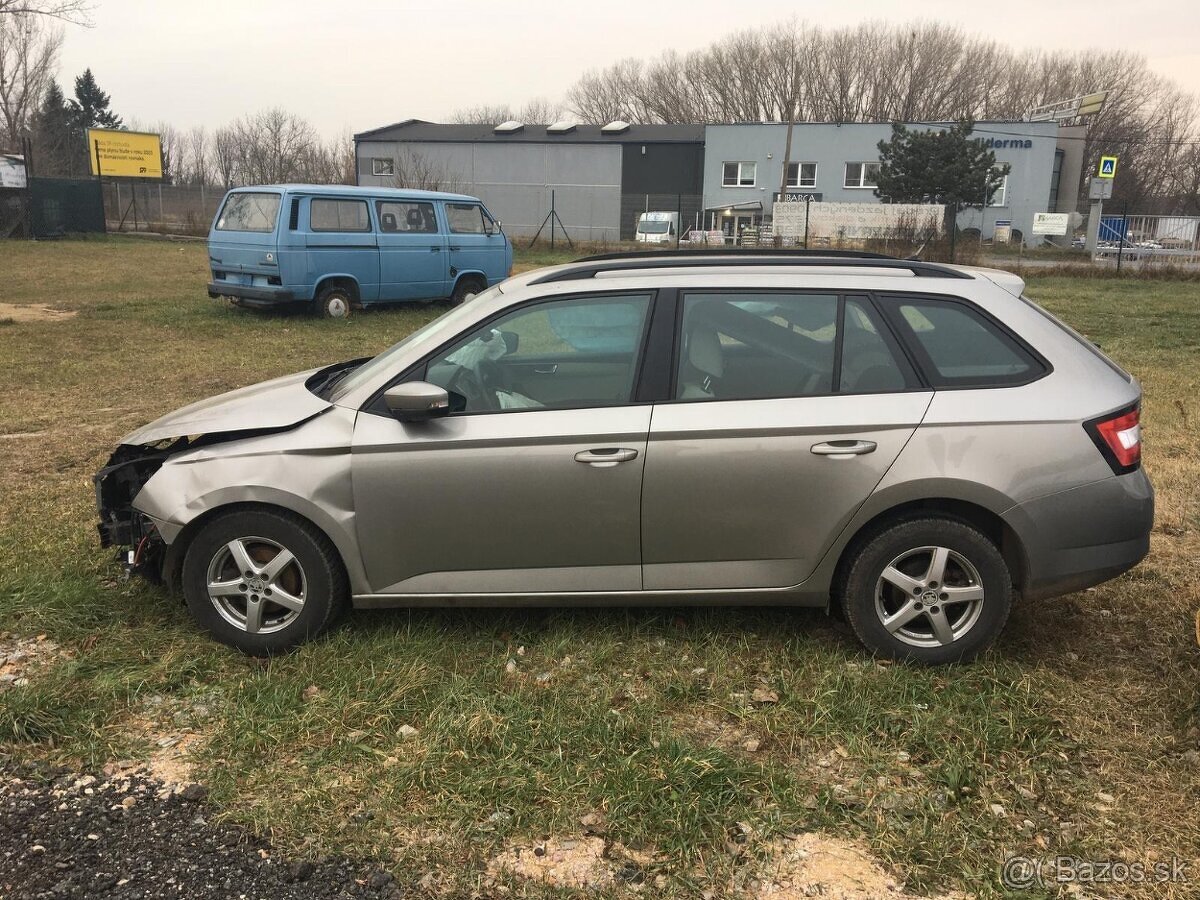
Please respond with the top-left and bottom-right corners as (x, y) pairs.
(1098, 156), (1118, 179)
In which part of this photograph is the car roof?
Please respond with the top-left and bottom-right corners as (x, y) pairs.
(226, 183), (481, 203)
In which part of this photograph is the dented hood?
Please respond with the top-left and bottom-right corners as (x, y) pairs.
(122, 368), (330, 446)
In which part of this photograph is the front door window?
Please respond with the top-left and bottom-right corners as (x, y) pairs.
(424, 294), (653, 413)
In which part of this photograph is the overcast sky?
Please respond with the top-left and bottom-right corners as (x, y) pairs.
(56, 0), (1200, 137)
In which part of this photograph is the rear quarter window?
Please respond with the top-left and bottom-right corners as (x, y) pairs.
(886, 296), (1046, 387)
(215, 193), (281, 232)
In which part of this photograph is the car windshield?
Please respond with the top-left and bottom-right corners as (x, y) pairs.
(215, 193), (281, 232)
(639, 221), (670, 234)
(326, 286), (503, 402)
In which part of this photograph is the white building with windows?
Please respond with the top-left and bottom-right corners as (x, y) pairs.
(702, 122), (1084, 245)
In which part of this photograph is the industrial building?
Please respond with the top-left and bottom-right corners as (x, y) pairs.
(353, 120), (704, 241)
(355, 118), (1083, 246)
(703, 121), (1085, 244)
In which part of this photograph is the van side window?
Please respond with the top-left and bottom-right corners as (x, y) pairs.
(446, 203), (486, 234)
(310, 199), (371, 233)
(377, 201), (438, 234)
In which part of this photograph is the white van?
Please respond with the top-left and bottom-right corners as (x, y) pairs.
(635, 211), (680, 244)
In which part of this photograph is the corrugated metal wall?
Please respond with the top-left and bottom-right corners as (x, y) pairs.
(357, 141), (623, 241)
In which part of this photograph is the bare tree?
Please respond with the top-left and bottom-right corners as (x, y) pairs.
(232, 108), (315, 184)
(0, 10), (61, 150)
(391, 148), (465, 192)
(212, 124), (238, 187)
(0, 0), (91, 24)
(184, 125), (209, 185)
(451, 97), (562, 124)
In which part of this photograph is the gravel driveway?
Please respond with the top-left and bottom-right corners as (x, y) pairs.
(0, 763), (404, 899)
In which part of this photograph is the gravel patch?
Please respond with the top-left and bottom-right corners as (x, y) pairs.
(0, 763), (406, 899)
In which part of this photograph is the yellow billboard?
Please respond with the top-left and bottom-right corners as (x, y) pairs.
(87, 129), (163, 179)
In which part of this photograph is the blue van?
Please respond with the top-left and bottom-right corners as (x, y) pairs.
(207, 184), (512, 318)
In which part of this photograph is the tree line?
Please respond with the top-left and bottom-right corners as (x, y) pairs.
(562, 20), (1200, 212)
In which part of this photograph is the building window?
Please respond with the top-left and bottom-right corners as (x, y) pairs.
(989, 174), (1008, 208)
(844, 162), (880, 189)
(1048, 150), (1064, 210)
(371, 158), (395, 176)
(722, 161), (756, 187)
(786, 162), (817, 188)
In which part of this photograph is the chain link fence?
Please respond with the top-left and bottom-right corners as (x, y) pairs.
(102, 182), (222, 235)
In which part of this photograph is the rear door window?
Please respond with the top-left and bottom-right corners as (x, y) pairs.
(377, 200), (438, 234)
(310, 198), (371, 232)
(673, 292), (915, 401)
(888, 297), (1044, 386)
(215, 193), (281, 232)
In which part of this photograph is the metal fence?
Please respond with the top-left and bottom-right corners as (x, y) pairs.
(1094, 213), (1200, 265)
(102, 182), (222, 235)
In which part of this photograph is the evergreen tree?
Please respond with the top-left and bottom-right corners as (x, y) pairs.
(875, 120), (1009, 217)
(70, 68), (121, 129)
(30, 79), (82, 175)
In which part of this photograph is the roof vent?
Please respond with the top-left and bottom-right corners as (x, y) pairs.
(601, 120), (631, 135)
(493, 120), (524, 134)
(546, 120), (577, 135)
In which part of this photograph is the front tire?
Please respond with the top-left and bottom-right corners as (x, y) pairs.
(181, 508), (348, 655)
(840, 517), (1012, 665)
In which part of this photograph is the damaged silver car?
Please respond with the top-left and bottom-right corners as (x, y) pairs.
(96, 251), (1153, 663)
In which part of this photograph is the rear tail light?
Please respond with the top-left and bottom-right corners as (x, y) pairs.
(1085, 404), (1141, 474)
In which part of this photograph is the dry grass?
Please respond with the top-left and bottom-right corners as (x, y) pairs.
(0, 237), (1197, 898)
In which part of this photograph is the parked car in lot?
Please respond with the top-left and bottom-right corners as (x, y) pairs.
(97, 250), (1152, 664)
(207, 184), (512, 317)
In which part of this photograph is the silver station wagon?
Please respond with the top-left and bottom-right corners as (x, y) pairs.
(96, 251), (1153, 664)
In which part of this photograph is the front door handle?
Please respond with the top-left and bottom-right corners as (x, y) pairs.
(574, 447), (639, 467)
(430, 246), (442, 252)
(449, 245), (462, 252)
(810, 440), (877, 458)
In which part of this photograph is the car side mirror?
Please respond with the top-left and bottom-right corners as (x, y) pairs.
(383, 382), (449, 422)
(500, 330), (519, 354)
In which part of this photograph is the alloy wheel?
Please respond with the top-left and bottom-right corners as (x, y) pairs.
(873, 545), (985, 648)
(205, 536), (307, 634)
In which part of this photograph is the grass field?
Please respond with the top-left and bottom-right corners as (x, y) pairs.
(1, 236), (1198, 898)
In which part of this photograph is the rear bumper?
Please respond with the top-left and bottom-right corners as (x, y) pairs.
(206, 282), (296, 307)
(1005, 469), (1154, 600)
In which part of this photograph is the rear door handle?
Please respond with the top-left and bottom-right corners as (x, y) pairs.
(810, 440), (877, 457)
(429, 246), (441, 252)
(449, 245), (461, 252)
(574, 447), (639, 467)
(532, 364), (558, 375)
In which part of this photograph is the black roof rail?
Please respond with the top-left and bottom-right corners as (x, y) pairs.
(528, 248), (971, 284)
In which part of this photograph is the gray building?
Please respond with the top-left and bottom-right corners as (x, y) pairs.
(354, 120), (704, 241)
(702, 121), (1084, 245)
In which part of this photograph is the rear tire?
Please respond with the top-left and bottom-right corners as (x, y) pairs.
(448, 275), (485, 307)
(839, 517), (1012, 665)
(312, 284), (353, 319)
(181, 508), (348, 655)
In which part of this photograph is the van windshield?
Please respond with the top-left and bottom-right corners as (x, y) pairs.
(216, 193), (282, 233)
(638, 221), (670, 234)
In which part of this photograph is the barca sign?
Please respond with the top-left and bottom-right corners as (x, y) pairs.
(87, 129), (163, 179)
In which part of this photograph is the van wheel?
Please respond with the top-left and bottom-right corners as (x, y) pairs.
(449, 275), (485, 307)
(313, 285), (353, 319)
(181, 508), (348, 656)
(839, 517), (1012, 665)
